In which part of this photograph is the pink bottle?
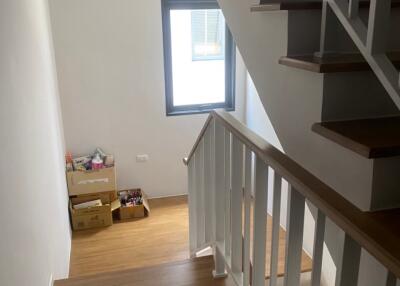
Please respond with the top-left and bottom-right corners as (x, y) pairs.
(92, 154), (104, 170)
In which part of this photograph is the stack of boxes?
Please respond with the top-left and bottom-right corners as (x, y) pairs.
(67, 164), (119, 230)
(66, 149), (150, 231)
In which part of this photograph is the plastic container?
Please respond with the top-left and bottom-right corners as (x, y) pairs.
(92, 154), (104, 170)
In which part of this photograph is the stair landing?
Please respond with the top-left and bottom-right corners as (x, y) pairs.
(55, 256), (235, 286)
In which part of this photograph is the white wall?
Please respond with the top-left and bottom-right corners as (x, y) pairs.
(245, 73), (282, 152)
(0, 0), (71, 285)
(49, 0), (246, 198)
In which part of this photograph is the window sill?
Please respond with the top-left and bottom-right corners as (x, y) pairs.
(166, 107), (235, 117)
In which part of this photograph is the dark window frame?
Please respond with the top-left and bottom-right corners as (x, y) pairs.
(161, 0), (236, 116)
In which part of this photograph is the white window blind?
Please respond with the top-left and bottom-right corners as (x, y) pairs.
(191, 10), (225, 60)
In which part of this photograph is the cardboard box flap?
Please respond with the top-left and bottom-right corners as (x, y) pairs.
(72, 204), (111, 216)
(70, 191), (117, 205)
(74, 199), (102, 210)
(142, 192), (150, 213)
(111, 199), (121, 212)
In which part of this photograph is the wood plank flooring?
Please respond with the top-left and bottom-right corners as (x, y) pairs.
(69, 196), (189, 277)
(265, 215), (312, 277)
(57, 255), (235, 286)
(69, 195), (312, 279)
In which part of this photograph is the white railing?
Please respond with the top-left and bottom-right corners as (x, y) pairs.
(318, 0), (400, 109)
(185, 110), (400, 286)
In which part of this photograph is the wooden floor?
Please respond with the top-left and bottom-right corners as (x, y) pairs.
(69, 196), (189, 277)
(69, 195), (312, 279)
(57, 255), (235, 286)
(264, 215), (312, 278)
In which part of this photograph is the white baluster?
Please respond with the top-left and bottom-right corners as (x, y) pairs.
(213, 121), (227, 278)
(188, 155), (197, 257)
(269, 172), (282, 286)
(195, 139), (205, 249)
(243, 147), (253, 286)
(335, 234), (361, 286)
(311, 210), (326, 286)
(348, 0), (359, 18)
(252, 157), (268, 286)
(367, 0), (391, 54)
(224, 130), (232, 263)
(231, 136), (244, 278)
(210, 121), (216, 243)
(317, 0), (340, 58)
(283, 186), (305, 286)
(204, 126), (213, 243)
(386, 271), (397, 286)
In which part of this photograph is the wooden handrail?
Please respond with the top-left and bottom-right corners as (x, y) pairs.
(185, 110), (400, 278)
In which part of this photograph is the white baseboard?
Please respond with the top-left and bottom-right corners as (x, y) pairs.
(147, 193), (187, 200)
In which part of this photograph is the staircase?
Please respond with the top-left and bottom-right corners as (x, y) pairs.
(216, 1), (400, 285)
(185, 110), (400, 286)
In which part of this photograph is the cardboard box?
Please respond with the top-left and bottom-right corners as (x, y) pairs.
(70, 199), (121, 231)
(67, 167), (116, 196)
(118, 189), (150, 220)
(70, 190), (117, 205)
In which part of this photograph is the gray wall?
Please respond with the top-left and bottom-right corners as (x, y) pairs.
(0, 0), (71, 285)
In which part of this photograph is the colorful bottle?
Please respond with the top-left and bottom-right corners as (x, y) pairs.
(92, 153), (104, 170)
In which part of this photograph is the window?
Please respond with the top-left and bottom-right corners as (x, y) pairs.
(161, 0), (236, 116)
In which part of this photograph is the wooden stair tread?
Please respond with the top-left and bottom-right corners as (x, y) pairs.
(55, 256), (235, 286)
(251, 1), (322, 11)
(251, 0), (400, 11)
(312, 116), (400, 158)
(279, 52), (400, 73)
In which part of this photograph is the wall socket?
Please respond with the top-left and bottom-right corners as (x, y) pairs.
(136, 154), (149, 163)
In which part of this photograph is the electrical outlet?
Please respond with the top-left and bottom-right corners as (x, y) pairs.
(136, 154), (149, 163)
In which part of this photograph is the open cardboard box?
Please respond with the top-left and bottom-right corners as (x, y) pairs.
(70, 190), (117, 205)
(70, 199), (120, 231)
(117, 189), (150, 220)
(66, 166), (116, 196)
